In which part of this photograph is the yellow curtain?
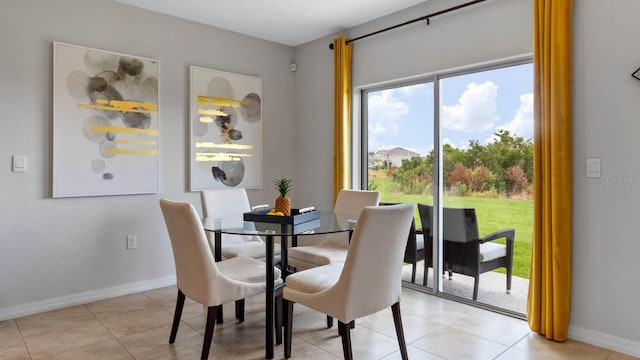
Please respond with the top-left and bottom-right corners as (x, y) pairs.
(333, 36), (352, 203)
(527, 0), (573, 341)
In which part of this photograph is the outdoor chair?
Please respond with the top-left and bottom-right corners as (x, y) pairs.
(381, 202), (429, 285)
(419, 204), (514, 300)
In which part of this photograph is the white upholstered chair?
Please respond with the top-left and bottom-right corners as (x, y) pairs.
(159, 199), (282, 360)
(283, 203), (415, 360)
(201, 188), (281, 261)
(287, 189), (380, 271)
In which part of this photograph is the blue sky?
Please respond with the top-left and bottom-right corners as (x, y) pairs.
(367, 62), (533, 155)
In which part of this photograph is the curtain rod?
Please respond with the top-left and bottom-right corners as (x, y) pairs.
(329, 0), (487, 49)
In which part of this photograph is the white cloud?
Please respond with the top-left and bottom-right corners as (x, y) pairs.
(442, 137), (469, 150)
(367, 89), (409, 150)
(397, 83), (430, 97)
(496, 93), (534, 139)
(442, 81), (499, 132)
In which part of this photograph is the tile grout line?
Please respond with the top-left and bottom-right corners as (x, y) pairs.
(13, 319), (33, 360)
(82, 303), (139, 359)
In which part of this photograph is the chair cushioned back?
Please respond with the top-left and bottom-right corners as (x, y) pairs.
(322, 190), (380, 248)
(418, 204), (433, 237)
(160, 199), (219, 304)
(201, 188), (262, 250)
(442, 207), (479, 243)
(337, 203), (414, 320)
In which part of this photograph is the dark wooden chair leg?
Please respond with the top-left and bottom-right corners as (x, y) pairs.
(338, 321), (353, 360)
(284, 300), (294, 359)
(326, 315), (333, 328)
(202, 306), (218, 360)
(391, 302), (408, 360)
(411, 263), (417, 283)
(473, 275), (479, 300)
(423, 263), (429, 287)
(216, 304), (224, 324)
(235, 299), (245, 323)
(275, 294), (283, 345)
(169, 289), (185, 344)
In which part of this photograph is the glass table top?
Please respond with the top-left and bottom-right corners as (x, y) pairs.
(203, 210), (356, 236)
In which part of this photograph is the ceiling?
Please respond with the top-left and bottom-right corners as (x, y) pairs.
(113, 0), (428, 47)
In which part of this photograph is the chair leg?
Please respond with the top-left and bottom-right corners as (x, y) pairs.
(275, 294), (283, 345)
(338, 321), (353, 360)
(216, 304), (224, 324)
(235, 299), (245, 323)
(473, 275), (479, 300)
(423, 263), (429, 287)
(284, 300), (294, 359)
(507, 266), (513, 294)
(391, 302), (409, 360)
(411, 262), (417, 283)
(327, 315), (333, 328)
(169, 289), (185, 344)
(202, 306), (218, 360)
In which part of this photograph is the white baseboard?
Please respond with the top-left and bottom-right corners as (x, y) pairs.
(0, 276), (176, 321)
(569, 325), (640, 358)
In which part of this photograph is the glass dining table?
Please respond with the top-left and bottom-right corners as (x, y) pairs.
(203, 210), (355, 359)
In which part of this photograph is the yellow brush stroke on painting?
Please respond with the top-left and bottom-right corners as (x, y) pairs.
(105, 148), (158, 156)
(196, 152), (252, 157)
(195, 152), (252, 162)
(96, 99), (109, 105)
(199, 108), (228, 116)
(195, 142), (253, 150)
(197, 95), (249, 108)
(93, 126), (158, 136)
(78, 100), (157, 114)
(195, 153), (235, 162)
(199, 116), (214, 123)
(115, 140), (157, 145)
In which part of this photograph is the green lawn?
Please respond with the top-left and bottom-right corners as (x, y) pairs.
(373, 177), (533, 279)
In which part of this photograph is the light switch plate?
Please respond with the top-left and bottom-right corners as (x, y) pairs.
(586, 158), (601, 178)
(12, 155), (27, 172)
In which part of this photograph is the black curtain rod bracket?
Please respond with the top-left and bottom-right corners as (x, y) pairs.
(329, 0), (485, 49)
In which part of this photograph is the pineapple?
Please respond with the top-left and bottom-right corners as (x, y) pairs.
(274, 177), (292, 216)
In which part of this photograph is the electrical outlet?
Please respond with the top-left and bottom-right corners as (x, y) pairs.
(126, 235), (137, 249)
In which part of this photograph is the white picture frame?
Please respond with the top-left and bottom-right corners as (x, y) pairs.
(52, 42), (159, 197)
(189, 66), (263, 191)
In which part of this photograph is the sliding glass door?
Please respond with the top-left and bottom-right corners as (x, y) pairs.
(363, 81), (435, 291)
(361, 60), (533, 317)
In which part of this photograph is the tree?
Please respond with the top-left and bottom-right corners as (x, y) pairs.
(389, 129), (533, 196)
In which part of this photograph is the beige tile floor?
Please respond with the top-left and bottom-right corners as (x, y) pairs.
(1, 286), (637, 360)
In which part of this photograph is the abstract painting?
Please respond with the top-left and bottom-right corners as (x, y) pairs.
(189, 66), (262, 190)
(53, 42), (159, 197)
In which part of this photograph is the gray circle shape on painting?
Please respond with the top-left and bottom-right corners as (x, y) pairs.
(240, 92), (261, 123)
(91, 159), (106, 173)
(207, 76), (234, 99)
(82, 115), (111, 143)
(99, 140), (118, 159)
(219, 158), (245, 187)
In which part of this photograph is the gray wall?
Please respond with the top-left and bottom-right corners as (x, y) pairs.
(571, 0), (640, 353)
(2, 0), (640, 356)
(292, 0), (640, 356)
(0, 0), (295, 316)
